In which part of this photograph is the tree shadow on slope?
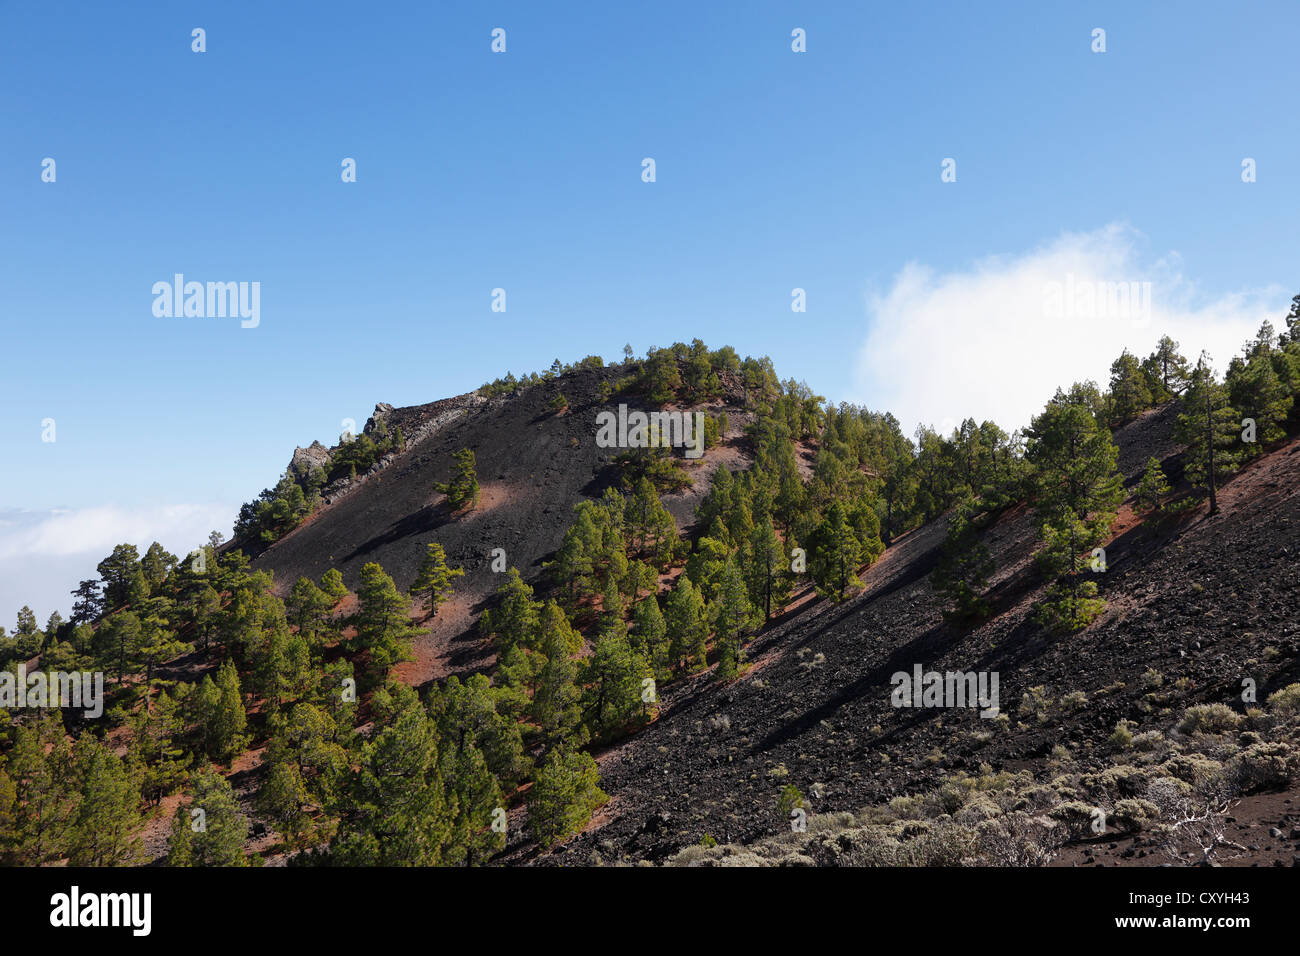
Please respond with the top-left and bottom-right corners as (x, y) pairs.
(342, 502), (456, 563)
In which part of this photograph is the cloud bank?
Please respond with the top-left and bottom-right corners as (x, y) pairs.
(854, 224), (1287, 438)
(0, 504), (236, 627)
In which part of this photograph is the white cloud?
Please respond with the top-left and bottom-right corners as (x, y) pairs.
(0, 503), (237, 626)
(854, 223), (1287, 437)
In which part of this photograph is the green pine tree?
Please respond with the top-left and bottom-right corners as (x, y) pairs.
(1176, 357), (1241, 514)
(526, 748), (608, 848)
(664, 575), (709, 674)
(1135, 456), (1171, 521)
(1025, 389), (1124, 632)
(64, 733), (144, 868)
(808, 502), (863, 602)
(712, 557), (756, 681)
(410, 542), (464, 617)
(1108, 349), (1154, 424)
(932, 499), (995, 624)
(204, 661), (249, 760)
(530, 605), (586, 749)
(582, 633), (649, 741)
(745, 515), (791, 621)
(440, 448), (480, 511)
(632, 594), (670, 681)
(330, 693), (457, 866)
(168, 766), (250, 866)
(350, 562), (416, 684)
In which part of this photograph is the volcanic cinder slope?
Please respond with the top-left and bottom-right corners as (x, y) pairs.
(251, 372), (1300, 866)
(250, 366), (752, 683)
(533, 409), (1300, 866)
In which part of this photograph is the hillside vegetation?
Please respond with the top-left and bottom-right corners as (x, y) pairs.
(3, 303), (1300, 867)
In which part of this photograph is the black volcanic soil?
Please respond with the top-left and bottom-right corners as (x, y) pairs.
(252, 366), (751, 684)
(253, 380), (1300, 866)
(521, 410), (1300, 865)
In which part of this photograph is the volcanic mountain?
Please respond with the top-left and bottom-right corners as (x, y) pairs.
(246, 363), (1300, 867)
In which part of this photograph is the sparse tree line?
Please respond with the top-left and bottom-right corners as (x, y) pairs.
(479, 354), (606, 398)
(933, 299), (1300, 632)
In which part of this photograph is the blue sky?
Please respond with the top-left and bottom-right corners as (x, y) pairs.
(1, 0), (1297, 623)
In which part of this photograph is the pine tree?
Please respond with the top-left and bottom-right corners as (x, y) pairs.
(164, 803), (195, 866)
(480, 568), (542, 653)
(190, 583), (222, 654)
(267, 701), (350, 812)
(1147, 335), (1191, 398)
(685, 535), (730, 602)
(1135, 456), (1171, 521)
(1228, 350), (1291, 454)
(537, 599), (582, 657)
(546, 506), (601, 605)
(69, 579), (105, 626)
(1025, 389), (1123, 631)
(128, 688), (189, 806)
(287, 576), (332, 642)
(808, 502), (863, 602)
(96, 544), (142, 610)
(141, 541), (177, 591)
(599, 575), (626, 632)
(440, 448), (480, 511)
(168, 766), (249, 866)
(626, 477), (678, 563)
(582, 633), (648, 740)
(430, 673), (530, 790)
(932, 499), (994, 624)
(530, 606), (585, 749)
(632, 594), (670, 680)
(320, 568), (349, 605)
(249, 603), (313, 711)
(664, 575), (709, 674)
(125, 567), (150, 608)
(847, 497), (886, 565)
(0, 768), (20, 866)
(878, 419), (917, 544)
(205, 661), (249, 760)
(12, 606), (44, 658)
(66, 735), (144, 866)
(624, 559), (659, 606)
(258, 757), (313, 848)
(351, 562), (416, 683)
(493, 644), (539, 718)
(136, 607), (189, 690)
(712, 557), (756, 681)
(1109, 349), (1154, 424)
(7, 717), (74, 863)
(526, 748), (607, 848)
(44, 610), (65, 644)
(410, 542), (464, 617)
(331, 695), (456, 866)
(745, 515), (790, 621)
(1176, 357), (1241, 514)
(439, 736), (505, 864)
(95, 610), (142, 686)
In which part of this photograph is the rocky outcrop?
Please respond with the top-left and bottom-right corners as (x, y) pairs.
(289, 441), (332, 477)
(363, 402), (395, 437)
